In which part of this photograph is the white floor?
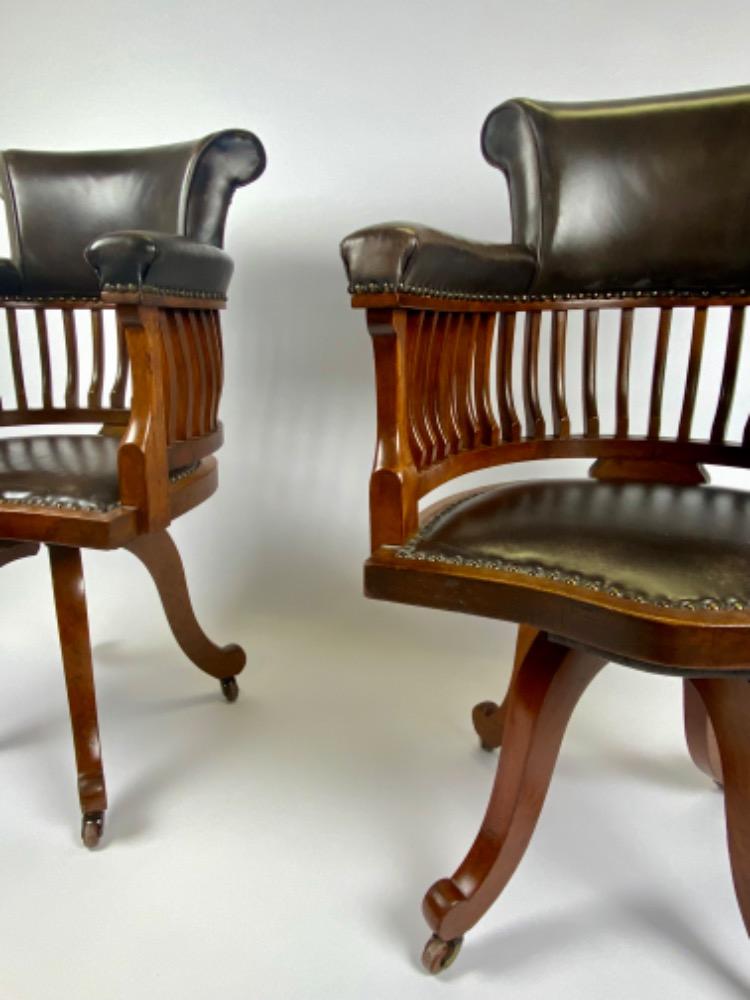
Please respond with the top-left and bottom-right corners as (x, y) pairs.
(0, 515), (748, 1000)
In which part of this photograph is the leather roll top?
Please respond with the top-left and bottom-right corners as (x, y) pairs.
(0, 129), (265, 298)
(482, 86), (750, 294)
(85, 232), (234, 299)
(340, 222), (536, 299)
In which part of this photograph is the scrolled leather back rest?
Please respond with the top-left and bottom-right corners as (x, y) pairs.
(481, 87), (750, 294)
(0, 130), (265, 297)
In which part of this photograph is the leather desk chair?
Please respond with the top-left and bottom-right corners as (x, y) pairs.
(341, 86), (750, 972)
(0, 130), (265, 846)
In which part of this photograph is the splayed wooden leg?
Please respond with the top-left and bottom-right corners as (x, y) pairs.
(692, 677), (750, 937)
(126, 530), (245, 695)
(48, 545), (107, 848)
(684, 678), (723, 786)
(472, 624), (537, 751)
(423, 630), (606, 972)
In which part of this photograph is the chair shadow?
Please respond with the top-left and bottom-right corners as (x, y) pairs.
(437, 895), (750, 996)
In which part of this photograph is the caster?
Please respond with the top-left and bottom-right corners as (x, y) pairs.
(81, 811), (104, 849)
(220, 676), (239, 703)
(421, 934), (463, 974)
(472, 700), (502, 751)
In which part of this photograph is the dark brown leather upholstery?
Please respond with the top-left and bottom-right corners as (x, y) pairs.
(0, 130), (265, 298)
(341, 223), (535, 298)
(0, 435), (123, 511)
(341, 86), (750, 298)
(85, 232), (234, 299)
(483, 87), (750, 293)
(400, 480), (750, 612)
(0, 434), (196, 512)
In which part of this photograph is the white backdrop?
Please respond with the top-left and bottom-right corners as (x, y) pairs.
(1, 2), (750, 998)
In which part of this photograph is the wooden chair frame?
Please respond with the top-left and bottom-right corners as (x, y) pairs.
(0, 287), (245, 847)
(352, 286), (750, 972)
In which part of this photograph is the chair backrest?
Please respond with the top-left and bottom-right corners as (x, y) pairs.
(481, 86), (750, 294)
(0, 130), (265, 297)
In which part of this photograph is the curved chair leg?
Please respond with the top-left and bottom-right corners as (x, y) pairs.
(684, 679), (723, 786)
(48, 545), (107, 848)
(472, 624), (537, 751)
(423, 630), (606, 973)
(692, 678), (750, 937)
(125, 530), (245, 698)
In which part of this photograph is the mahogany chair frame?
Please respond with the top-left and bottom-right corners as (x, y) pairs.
(0, 286), (244, 847)
(350, 284), (750, 972)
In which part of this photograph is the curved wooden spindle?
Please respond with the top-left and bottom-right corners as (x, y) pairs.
(200, 310), (220, 433)
(452, 314), (474, 452)
(497, 312), (520, 442)
(6, 307), (27, 412)
(35, 308), (53, 409)
(522, 311), (545, 438)
(110, 312), (130, 409)
(648, 307), (672, 439)
(409, 311), (433, 468)
(474, 313), (500, 446)
(710, 305), (744, 444)
(678, 306), (707, 440)
(615, 308), (633, 438)
(62, 310), (79, 409)
(550, 310), (570, 438)
(87, 310), (104, 409)
(582, 308), (599, 437)
(437, 314), (461, 458)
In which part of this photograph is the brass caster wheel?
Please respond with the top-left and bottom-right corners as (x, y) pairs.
(421, 934), (463, 974)
(81, 811), (104, 849)
(220, 676), (239, 703)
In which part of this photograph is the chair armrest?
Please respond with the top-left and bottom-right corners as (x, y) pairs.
(84, 231), (234, 302)
(340, 222), (536, 300)
(0, 258), (22, 296)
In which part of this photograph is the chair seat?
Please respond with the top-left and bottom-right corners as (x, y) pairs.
(0, 434), (200, 514)
(0, 435), (123, 511)
(400, 479), (750, 611)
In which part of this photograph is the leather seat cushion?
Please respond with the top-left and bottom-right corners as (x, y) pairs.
(0, 434), (123, 511)
(399, 480), (750, 612)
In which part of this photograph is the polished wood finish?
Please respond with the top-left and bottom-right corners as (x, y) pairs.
(693, 677), (750, 933)
(0, 295), (244, 845)
(684, 679), (723, 785)
(423, 631), (605, 946)
(48, 544), (107, 847)
(126, 530), (246, 682)
(352, 288), (750, 970)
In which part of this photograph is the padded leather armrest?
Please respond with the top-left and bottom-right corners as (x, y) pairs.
(0, 258), (22, 296)
(340, 222), (536, 300)
(85, 230), (234, 300)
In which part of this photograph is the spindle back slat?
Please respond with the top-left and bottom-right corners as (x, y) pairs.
(0, 304), (225, 459)
(678, 307), (707, 440)
(582, 309), (599, 437)
(497, 312), (520, 442)
(648, 307), (672, 439)
(550, 311), (569, 439)
(371, 297), (750, 487)
(615, 308), (633, 438)
(712, 306), (745, 444)
(522, 312), (545, 439)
